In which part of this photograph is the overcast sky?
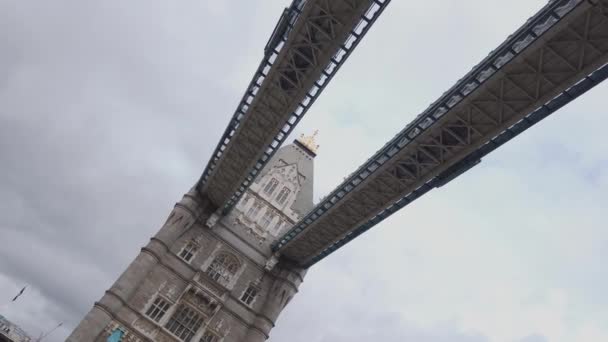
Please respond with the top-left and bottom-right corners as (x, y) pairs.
(1, 1), (607, 341)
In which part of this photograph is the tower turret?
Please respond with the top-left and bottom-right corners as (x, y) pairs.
(68, 135), (317, 342)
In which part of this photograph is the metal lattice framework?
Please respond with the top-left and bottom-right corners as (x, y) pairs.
(274, 0), (608, 266)
(197, 0), (390, 213)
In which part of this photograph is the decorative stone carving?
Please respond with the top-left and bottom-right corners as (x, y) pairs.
(206, 212), (220, 228)
(132, 318), (157, 338)
(264, 255), (279, 271)
(183, 288), (219, 316)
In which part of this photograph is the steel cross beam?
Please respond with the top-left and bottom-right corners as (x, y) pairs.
(274, 0), (608, 267)
(197, 0), (390, 213)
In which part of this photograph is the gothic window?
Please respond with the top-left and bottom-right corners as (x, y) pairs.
(178, 241), (198, 263)
(145, 296), (171, 322)
(246, 201), (262, 219)
(263, 178), (279, 195)
(240, 285), (258, 306)
(201, 331), (219, 342)
(272, 220), (283, 234)
(259, 209), (273, 228)
(276, 186), (291, 205)
(206, 252), (240, 285)
(164, 304), (203, 342)
(267, 220), (277, 233)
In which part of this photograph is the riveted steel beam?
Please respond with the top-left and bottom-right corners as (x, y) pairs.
(198, 0), (391, 213)
(274, 0), (608, 266)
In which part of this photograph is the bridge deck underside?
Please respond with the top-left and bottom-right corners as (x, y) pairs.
(276, 0), (608, 266)
(199, 0), (388, 211)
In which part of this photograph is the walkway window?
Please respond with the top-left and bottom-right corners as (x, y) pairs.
(206, 253), (240, 285)
(178, 241), (198, 263)
(263, 178), (279, 195)
(164, 304), (203, 341)
(145, 297), (171, 322)
(276, 187), (291, 205)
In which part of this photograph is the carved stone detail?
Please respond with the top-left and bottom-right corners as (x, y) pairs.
(182, 287), (220, 316)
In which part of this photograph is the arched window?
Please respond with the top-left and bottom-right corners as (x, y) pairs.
(275, 186), (291, 205)
(259, 209), (273, 228)
(272, 220), (284, 234)
(246, 202), (262, 219)
(206, 253), (240, 285)
(263, 178), (279, 195)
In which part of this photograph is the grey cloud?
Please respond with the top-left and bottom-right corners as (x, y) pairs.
(315, 312), (488, 342)
(0, 0), (256, 339)
(2, 0), (608, 341)
(518, 334), (548, 342)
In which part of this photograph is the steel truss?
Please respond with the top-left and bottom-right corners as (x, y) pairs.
(274, 0), (608, 266)
(198, 0), (391, 213)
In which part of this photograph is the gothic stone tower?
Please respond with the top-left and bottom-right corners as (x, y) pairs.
(68, 136), (317, 342)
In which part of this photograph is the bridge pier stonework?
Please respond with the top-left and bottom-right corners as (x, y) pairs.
(68, 138), (316, 342)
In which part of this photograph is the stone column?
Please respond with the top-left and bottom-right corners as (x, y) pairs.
(243, 262), (306, 341)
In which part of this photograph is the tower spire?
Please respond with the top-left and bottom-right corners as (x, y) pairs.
(296, 130), (319, 155)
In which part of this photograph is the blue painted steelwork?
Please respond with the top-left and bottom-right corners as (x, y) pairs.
(304, 61), (608, 267)
(197, 0), (392, 214)
(273, 0), (586, 253)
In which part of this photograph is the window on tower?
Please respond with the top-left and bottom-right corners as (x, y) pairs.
(145, 296), (171, 322)
(259, 210), (273, 228)
(178, 241), (198, 263)
(206, 252), (240, 286)
(201, 331), (219, 342)
(276, 187), (291, 205)
(272, 220), (284, 234)
(246, 202), (262, 219)
(240, 284), (259, 306)
(263, 178), (279, 195)
(164, 304), (203, 341)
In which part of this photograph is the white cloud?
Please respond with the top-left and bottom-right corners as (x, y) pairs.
(1, 0), (607, 341)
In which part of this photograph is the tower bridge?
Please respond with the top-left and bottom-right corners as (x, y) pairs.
(69, 0), (608, 341)
(274, 0), (608, 266)
(198, 0), (390, 214)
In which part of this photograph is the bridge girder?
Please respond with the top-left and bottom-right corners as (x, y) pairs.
(274, 0), (608, 266)
(198, 0), (390, 212)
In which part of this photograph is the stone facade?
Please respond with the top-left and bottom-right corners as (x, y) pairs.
(68, 140), (316, 342)
(0, 314), (32, 342)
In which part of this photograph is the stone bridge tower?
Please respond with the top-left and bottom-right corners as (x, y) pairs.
(68, 135), (317, 342)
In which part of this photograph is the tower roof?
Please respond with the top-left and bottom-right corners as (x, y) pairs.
(258, 136), (316, 216)
(295, 130), (319, 157)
